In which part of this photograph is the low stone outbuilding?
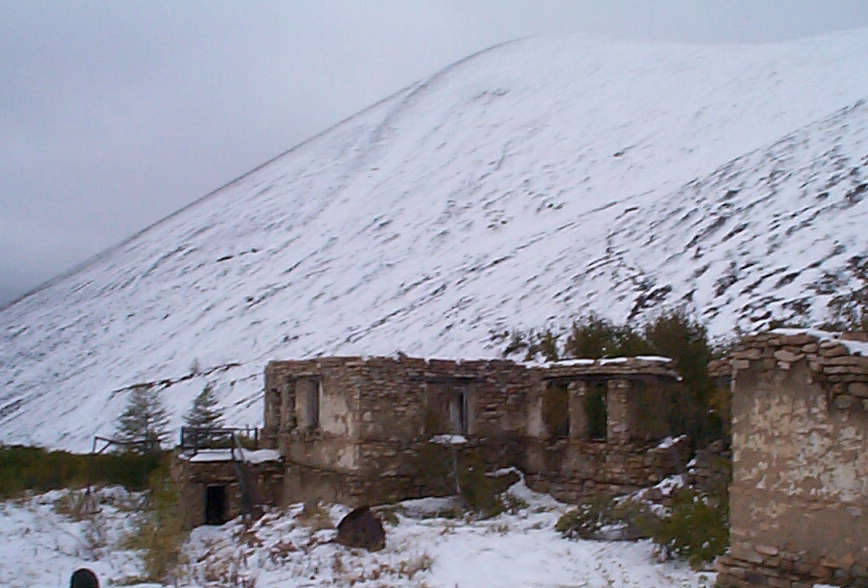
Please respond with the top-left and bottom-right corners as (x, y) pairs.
(716, 330), (868, 587)
(172, 448), (283, 527)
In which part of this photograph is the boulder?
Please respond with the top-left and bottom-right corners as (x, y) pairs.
(336, 506), (385, 551)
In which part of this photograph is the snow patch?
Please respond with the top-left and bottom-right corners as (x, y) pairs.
(429, 434), (467, 446)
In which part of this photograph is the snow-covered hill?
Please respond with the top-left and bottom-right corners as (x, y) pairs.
(2, 31), (868, 450)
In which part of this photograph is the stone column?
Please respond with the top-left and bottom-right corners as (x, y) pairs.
(569, 381), (590, 439)
(606, 378), (631, 443)
(280, 378), (294, 431)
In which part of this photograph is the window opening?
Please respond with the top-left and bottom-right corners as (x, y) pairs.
(425, 385), (470, 436)
(298, 378), (321, 430)
(585, 381), (608, 440)
(308, 380), (320, 429)
(542, 381), (570, 438)
(458, 390), (468, 435)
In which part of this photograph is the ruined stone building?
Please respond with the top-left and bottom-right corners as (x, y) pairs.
(260, 355), (690, 507)
(173, 329), (868, 587)
(174, 353), (693, 526)
(716, 331), (867, 588)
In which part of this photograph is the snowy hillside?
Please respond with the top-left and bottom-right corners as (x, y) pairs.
(2, 31), (868, 450)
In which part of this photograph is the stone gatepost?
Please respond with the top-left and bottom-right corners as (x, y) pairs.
(606, 378), (631, 443)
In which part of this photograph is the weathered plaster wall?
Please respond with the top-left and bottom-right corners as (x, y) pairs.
(717, 331), (868, 588)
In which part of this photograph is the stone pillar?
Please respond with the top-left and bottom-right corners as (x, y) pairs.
(569, 381), (590, 439)
(263, 367), (282, 447)
(606, 378), (631, 443)
(280, 378), (294, 431)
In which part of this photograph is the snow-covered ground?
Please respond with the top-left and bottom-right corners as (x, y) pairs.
(0, 482), (717, 588)
(0, 487), (148, 588)
(2, 30), (868, 451)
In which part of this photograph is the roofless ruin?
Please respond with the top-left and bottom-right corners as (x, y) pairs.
(172, 330), (867, 587)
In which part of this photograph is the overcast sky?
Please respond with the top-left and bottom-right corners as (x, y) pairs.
(3, 1), (868, 307)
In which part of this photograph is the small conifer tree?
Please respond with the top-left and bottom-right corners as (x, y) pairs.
(183, 383), (224, 430)
(116, 385), (171, 452)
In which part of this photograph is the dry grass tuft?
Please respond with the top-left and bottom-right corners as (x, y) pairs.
(296, 500), (334, 532)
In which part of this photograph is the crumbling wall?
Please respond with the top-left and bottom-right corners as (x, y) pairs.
(717, 331), (868, 588)
(522, 358), (689, 502)
(273, 356), (531, 506)
(523, 436), (691, 501)
(265, 354), (691, 508)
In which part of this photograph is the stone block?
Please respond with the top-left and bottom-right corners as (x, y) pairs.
(811, 565), (833, 579)
(819, 343), (850, 357)
(824, 355), (868, 367)
(741, 550), (765, 565)
(780, 334), (816, 346)
(824, 366), (865, 375)
(847, 382), (868, 398)
(756, 544), (780, 556)
(744, 570), (769, 584)
(774, 349), (804, 363)
(734, 348), (764, 360)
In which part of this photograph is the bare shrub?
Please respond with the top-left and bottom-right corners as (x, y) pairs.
(397, 553), (434, 580)
(82, 517), (108, 558)
(372, 506), (400, 526)
(122, 461), (188, 583)
(200, 551), (256, 587)
(296, 500), (333, 531)
(53, 490), (98, 521)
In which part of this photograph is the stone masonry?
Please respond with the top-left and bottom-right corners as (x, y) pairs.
(172, 451), (284, 528)
(263, 355), (691, 507)
(716, 330), (868, 588)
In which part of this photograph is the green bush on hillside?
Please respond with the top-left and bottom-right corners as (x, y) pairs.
(0, 445), (161, 498)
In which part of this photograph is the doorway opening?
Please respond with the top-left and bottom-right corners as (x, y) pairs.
(205, 485), (227, 525)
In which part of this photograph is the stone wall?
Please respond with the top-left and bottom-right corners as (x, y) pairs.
(264, 356), (532, 506)
(686, 439), (731, 495)
(523, 436), (691, 500)
(522, 358), (690, 501)
(263, 355), (689, 507)
(172, 455), (284, 528)
(717, 331), (868, 588)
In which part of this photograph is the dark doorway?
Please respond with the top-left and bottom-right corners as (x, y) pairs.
(205, 485), (227, 525)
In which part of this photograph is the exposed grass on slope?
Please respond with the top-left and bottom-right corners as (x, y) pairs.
(0, 445), (162, 498)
